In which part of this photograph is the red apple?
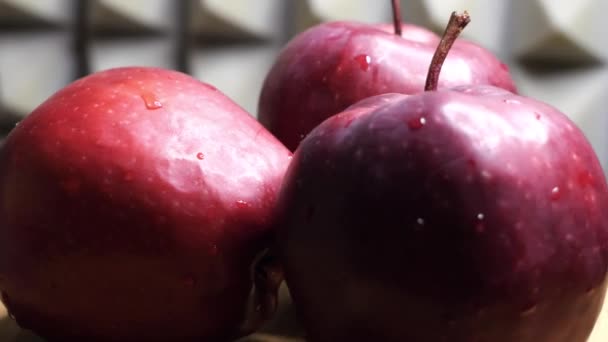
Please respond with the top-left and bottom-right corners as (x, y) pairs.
(274, 13), (608, 342)
(0, 67), (291, 341)
(258, 1), (517, 151)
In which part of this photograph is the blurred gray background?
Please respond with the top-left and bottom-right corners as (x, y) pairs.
(1, 0), (607, 172)
(0, 0), (608, 168)
(1, 1), (607, 341)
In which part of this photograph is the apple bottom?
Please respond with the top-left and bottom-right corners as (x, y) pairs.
(286, 275), (606, 342)
(0, 254), (256, 341)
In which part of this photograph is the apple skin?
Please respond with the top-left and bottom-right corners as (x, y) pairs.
(275, 86), (608, 342)
(0, 67), (291, 341)
(258, 21), (517, 151)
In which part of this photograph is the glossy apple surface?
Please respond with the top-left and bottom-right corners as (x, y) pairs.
(275, 86), (608, 342)
(258, 21), (517, 151)
(0, 67), (291, 341)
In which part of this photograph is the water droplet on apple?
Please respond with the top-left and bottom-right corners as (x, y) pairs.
(204, 84), (217, 91)
(182, 275), (196, 287)
(344, 117), (355, 128)
(353, 54), (372, 71)
(306, 206), (315, 223)
(500, 63), (509, 72)
(235, 200), (250, 209)
(550, 186), (561, 201)
(196, 152), (205, 160)
(123, 171), (134, 181)
(474, 213), (485, 233)
(61, 179), (82, 195)
(141, 92), (163, 110)
(534, 112), (541, 120)
(156, 215), (168, 225)
(577, 171), (594, 187)
(299, 134), (306, 139)
(210, 244), (218, 256)
(520, 304), (537, 316)
(503, 99), (521, 105)
(407, 117), (426, 130)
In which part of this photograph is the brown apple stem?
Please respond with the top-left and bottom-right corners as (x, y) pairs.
(237, 248), (284, 338)
(391, 0), (402, 36)
(424, 11), (471, 91)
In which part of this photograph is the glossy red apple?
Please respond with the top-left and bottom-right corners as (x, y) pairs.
(0, 67), (290, 341)
(258, 1), (517, 151)
(274, 13), (608, 342)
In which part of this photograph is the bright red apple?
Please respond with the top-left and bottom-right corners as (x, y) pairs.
(258, 1), (517, 151)
(0, 67), (291, 341)
(274, 13), (608, 342)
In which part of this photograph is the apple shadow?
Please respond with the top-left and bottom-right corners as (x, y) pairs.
(258, 284), (305, 338)
(0, 315), (45, 342)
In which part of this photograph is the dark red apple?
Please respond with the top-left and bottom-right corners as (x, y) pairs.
(274, 13), (608, 342)
(258, 1), (517, 151)
(0, 67), (291, 341)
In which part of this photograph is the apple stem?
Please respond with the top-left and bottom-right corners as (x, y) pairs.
(391, 0), (402, 36)
(424, 11), (471, 92)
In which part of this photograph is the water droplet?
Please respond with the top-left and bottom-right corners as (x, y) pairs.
(416, 218), (425, 225)
(353, 54), (372, 71)
(407, 117), (426, 130)
(123, 171), (134, 181)
(550, 186), (561, 201)
(306, 205), (315, 222)
(299, 134), (306, 139)
(503, 99), (521, 105)
(182, 275), (196, 287)
(141, 92), (163, 110)
(534, 112), (541, 120)
(196, 152), (205, 160)
(343, 117), (355, 128)
(500, 63), (510, 72)
(520, 304), (537, 316)
(474, 213), (485, 233)
(61, 179), (82, 195)
(210, 244), (218, 256)
(204, 84), (218, 91)
(235, 200), (250, 209)
(577, 171), (594, 187)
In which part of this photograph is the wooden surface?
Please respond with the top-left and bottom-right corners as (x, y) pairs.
(1, 296), (607, 342)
